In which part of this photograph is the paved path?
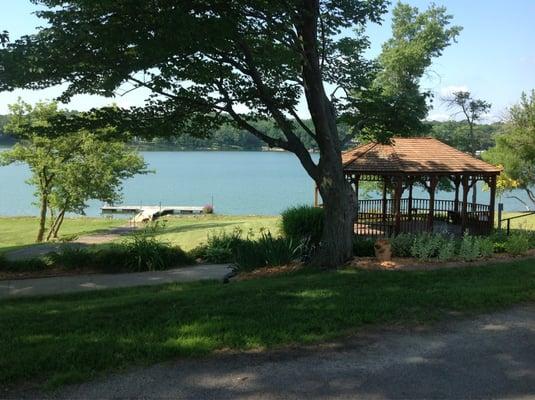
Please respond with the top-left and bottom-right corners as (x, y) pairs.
(0, 264), (232, 299)
(4, 226), (136, 261)
(28, 305), (535, 400)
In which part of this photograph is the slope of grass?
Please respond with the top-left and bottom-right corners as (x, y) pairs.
(149, 215), (281, 250)
(1, 259), (534, 389)
(0, 215), (280, 254)
(0, 217), (124, 253)
(500, 212), (535, 230)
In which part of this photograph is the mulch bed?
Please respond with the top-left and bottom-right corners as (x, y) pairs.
(348, 249), (535, 271)
(234, 250), (535, 280)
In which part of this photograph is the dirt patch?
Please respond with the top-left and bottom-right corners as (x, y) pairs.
(234, 263), (304, 281)
(348, 249), (535, 271)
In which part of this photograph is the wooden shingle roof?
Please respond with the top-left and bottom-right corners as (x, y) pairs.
(342, 137), (501, 175)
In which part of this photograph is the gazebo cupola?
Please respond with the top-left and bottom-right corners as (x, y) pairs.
(316, 137), (501, 237)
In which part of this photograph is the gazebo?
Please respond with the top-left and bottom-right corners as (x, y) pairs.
(316, 138), (501, 237)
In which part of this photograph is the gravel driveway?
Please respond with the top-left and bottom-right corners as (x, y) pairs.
(11, 304), (534, 400)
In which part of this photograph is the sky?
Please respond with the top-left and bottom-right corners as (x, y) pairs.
(0, 0), (534, 122)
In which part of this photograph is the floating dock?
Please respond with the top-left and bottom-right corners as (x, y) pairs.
(101, 205), (206, 223)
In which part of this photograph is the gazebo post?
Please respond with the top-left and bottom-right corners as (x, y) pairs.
(427, 176), (438, 232)
(461, 175), (470, 232)
(394, 176), (403, 235)
(354, 175), (360, 227)
(314, 185), (319, 207)
(453, 176), (461, 213)
(382, 177), (388, 223)
(488, 174), (497, 233)
(408, 179), (414, 221)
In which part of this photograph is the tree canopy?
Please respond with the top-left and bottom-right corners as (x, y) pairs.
(483, 91), (535, 209)
(0, 1), (461, 265)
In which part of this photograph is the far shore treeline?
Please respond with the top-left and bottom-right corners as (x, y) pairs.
(0, 114), (501, 153)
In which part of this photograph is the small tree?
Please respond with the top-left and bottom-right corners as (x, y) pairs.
(483, 90), (535, 210)
(443, 91), (491, 204)
(443, 91), (491, 155)
(0, 100), (147, 242)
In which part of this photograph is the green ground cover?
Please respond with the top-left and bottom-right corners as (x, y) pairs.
(1, 259), (534, 389)
(154, 215), (281, 250)
(0, 217), (124, 253)
(498, 212), (535, 230)
(0, 215), (280, 253)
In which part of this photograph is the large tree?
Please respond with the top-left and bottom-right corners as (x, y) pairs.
(0, 1), (459, 265)
(483, 91), (535, 210)
(348, 3), (461, 141)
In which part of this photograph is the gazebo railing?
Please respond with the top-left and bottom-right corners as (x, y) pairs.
(356, 198), (491, 237)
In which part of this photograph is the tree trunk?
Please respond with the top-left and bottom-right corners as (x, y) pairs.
(52, 209), (66, 238)
(36, 193), (48, 242)
(314, 169), (356, 267)
(294, 0), (355, 267)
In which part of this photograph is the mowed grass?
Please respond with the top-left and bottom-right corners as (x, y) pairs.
(500, 212), (535, 230)
(1, 259), (534, 389)
(0, 215), (280, 254)
(0, 217), (124, 253)
(146, 214), (281, 250)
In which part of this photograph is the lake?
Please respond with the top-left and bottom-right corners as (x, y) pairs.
(0, 150), (531, 216)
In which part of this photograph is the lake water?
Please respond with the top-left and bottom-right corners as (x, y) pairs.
(0, 150), (531, 216)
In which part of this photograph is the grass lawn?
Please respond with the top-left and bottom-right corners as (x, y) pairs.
(154, 214), (280, 250)
(1, 259), (534, 389)
(500, 211), (535, 230)
(0, 217), (124, 254)
(0, 215), (280, 254)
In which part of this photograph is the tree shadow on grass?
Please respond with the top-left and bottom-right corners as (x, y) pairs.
(2, 262), (534, 393)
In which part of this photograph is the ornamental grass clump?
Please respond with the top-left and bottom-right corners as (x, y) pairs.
(281, 205), (324, 246)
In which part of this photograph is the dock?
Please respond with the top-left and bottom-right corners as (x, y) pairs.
(101, 205), (207, 223)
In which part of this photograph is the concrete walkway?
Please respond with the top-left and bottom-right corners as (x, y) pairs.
(4, 226), (136, 261)
(15, 304), (535, 399)
(0, 264), (232, 299)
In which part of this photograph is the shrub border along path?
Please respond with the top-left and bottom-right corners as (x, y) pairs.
(1, 258), (534, 390)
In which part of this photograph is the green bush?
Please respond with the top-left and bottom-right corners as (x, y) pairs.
(458, 232), (481, 261)
(504, 232), (531, 255)
(0, 256), (50, 272)
(46, 239), (193, 273)
(235, 232), (302, 271)
(48, 247), (93, 270)
(202, 228), (245, 263)
(477, 237), (495, 258)
(410, 233), (445, 260)
(352, 236), (375, 256)
(390, 233), (416, 257)
(438, 240), (457, 261)
(281, 205), (324, 246)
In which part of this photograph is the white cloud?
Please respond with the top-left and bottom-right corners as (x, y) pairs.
(426, 112), (451, 122)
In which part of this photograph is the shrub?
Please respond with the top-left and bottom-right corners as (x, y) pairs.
(235, 232), (302, 271)
(438, 239), (457, 261)
(203, 204), (214, 214)
(281, 205), (324, 246)
(352, 236), (375, 257)
(504, 232), (531, 255)
(477, 237), (495, 258)
(48, 247), (94, 270)
(390, 233), (416, 257)
(410, 233), (445, 260)
(458, 232), (481, 261)
(0, 256), (49, 272)
(202, 228), (245, 263)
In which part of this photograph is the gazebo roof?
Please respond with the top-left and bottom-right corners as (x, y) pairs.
(342, 137), (501, 175)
